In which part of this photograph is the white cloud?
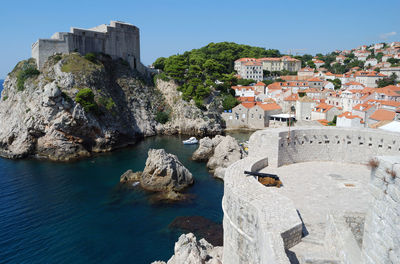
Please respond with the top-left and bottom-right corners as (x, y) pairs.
(380, 31), (397, 39)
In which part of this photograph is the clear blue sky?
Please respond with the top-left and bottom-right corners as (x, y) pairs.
(0, 0), (399, 78)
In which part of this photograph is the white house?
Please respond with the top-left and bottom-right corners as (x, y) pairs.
(231, 86), (255, 97)
(365, 58), (378, 67)
(380, 67), (400, 81)
(355, 71), (387, 88)
(337, 111), (364, 128)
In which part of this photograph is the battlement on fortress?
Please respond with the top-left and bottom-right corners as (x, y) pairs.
(223, 126), (400, 264)
(31, 21), (146, 74)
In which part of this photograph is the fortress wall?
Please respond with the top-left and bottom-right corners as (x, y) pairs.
(223, 158), (302, 264)
(362, 156), (400, 264)
(223, 127), (400, 263)
(32, 21), (147, 75)
(32, 36), (70, 69)
(249, 127), (400, 167)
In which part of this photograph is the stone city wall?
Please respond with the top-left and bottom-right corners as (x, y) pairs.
(249, 126), (400, 168)
(223, 157), (302, 264)
(223, 126), (400, 264)
(362, 156), (400, 264)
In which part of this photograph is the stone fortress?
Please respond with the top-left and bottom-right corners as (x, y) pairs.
(223, 127), (400, 263)
(31, 21), (147, 75)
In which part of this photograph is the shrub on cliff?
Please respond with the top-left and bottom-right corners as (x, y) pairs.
(84, 53), (97, 63)
(16, 65), (40, 91)
(155, 111), (169, 124)
(75, 88), (98, 113)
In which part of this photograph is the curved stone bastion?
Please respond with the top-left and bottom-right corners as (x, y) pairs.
(222, 126), (400, 264)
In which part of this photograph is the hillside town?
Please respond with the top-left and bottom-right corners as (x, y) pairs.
(223, 41), (400, 132)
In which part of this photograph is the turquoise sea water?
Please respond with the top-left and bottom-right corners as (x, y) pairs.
(0, 135), (227, 264)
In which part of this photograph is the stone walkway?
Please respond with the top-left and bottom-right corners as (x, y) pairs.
(261, 161), (371, 263)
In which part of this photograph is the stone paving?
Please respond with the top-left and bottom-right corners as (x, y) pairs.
(261, 161), (371, 263)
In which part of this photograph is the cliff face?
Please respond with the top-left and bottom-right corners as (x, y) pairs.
(155, 79), (223, 136)
(0, 54), (223, 161)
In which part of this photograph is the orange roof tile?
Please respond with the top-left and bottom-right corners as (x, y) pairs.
(313, 103), (334, 113)
(255, 81), (266, 86)
(241, 102), (256, 109)
(369, 109), (396, 121)
(237, 97), (255, 102)
(338, 111), (362, 120)
(267, 82), (282, 90)
(353, 103), (375, 112)
(255, 102), (282, 111)
(308, 77), (323, 82)
(284, 94), (299, 101)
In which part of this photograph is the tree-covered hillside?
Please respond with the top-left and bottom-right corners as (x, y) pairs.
(153, 42), (280, 108)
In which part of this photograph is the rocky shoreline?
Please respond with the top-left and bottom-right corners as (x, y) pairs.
(0, 54), (223, 161)
(192, 135), (246, 180)
(152, 233), (223, 264)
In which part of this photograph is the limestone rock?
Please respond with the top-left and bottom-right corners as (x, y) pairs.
(192, 137), (214, 161)
(141, 149), (193, 192)
(0, 56), (162, 161)
(0, 56), (224, 161)
(207, 135), (245, 180)
(156, 79), (223, 137)
(120, 169), (141, 183)
(164, 233), (223, 264)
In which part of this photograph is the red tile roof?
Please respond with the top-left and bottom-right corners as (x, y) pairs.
(338, 111), (362, 120)
(256, 102), (282, 111)
(284, 94), (299, 101)
(237, 97), (255, 102)
(241, 102), (256, 109)
(369, 109), (396, 121)
(353, 103), (375, 112)
(313, 103), (334, 113)
(308, 77), (323, 82)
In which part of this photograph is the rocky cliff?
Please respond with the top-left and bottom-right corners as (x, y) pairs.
(0, 54), (223, 161)
(155, 79), (223, 136)
(152, 233), (223, 264)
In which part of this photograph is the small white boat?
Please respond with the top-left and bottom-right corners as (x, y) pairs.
(182, 137), (198, 145)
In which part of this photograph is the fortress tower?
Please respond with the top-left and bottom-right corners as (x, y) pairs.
(31, 21), (146, 74)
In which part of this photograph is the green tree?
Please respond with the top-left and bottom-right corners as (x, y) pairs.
(307, 60), (316, 68)
(376, 73), (397, 88)
(328, 78), (342, 89)
(164, 55), (187, 82)
(153, 57), (166, 70)
(222, 94), (239, 110)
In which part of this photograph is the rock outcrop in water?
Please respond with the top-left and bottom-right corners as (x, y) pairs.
(0, 54), (223, 161)
(192, 135), (246, 180)
(152, 233), (223, 264)
(120, 149), (193, 200)
(141, 149), (193, 192)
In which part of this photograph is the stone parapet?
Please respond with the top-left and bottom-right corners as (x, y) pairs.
(362, 156), (400, 264)
(249, 126), (400, 167)
(223, 157), (302, 264)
